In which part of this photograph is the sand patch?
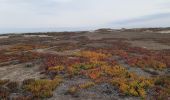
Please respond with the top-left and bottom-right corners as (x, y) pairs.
(127, 40), (170, 50)
(24, 35), (52, 38)
(0, 36), (9, 39)
(0, 63), (43, 82)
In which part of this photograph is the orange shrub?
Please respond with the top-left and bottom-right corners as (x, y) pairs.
(101, 65), (130, 78)
(8, 44), (47, 52)
(113, 50), (128, 58)
(48, 65), (64, 72)
(88, 71), (101, 80)
(75, 51), (110, 61)
(23, 76), (62, 98)
(127, 56), (167, 70)
(79, 82), (95, 89)
(111, 77), (154, 98)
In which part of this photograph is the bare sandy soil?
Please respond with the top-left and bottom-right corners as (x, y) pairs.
(0, 36), (9, 40)
(0, 63), (43, 82)
(126, 40), (170, 50)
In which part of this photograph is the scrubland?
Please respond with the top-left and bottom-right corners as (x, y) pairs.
(0, 29), (170, 100)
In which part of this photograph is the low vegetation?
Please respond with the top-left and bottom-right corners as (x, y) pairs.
(111, 77), (154, 98)
(0, 32), (169, 99)
(126, 56), (167, 70)
(23, 76), (62, 98)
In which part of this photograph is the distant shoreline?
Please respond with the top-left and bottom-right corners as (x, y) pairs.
(0, 27), (170, 35)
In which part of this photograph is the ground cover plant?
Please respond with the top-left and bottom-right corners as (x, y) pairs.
(23, 76), (63, 98)
(0, 31), (170, 100)
(1, 48), (169, 99)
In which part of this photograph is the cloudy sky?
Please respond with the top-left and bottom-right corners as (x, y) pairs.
(0, 0), (170, 33)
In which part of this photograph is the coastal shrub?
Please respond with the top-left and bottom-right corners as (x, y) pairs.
(6, 81), (19, 92)
(68, 61), (107, 76)
(127, 56), (167, 70)
(101, 65), (131, 78)
(66, 86), (78, 95)
(0, 87), (10, 100)
(153, 76), (170, 99)
(23, 76), (62, 98)
(48, 65), (64, 72)
(75, 51), (110, 61)
(0, 80), (9, 86)
(8, 44), (47, 52)
(88, 69), (102, 80)
(111, 77), (154, 98)
(79, 82), (95, 89)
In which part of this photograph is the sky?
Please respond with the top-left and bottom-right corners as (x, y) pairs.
(0, 0), (170, 33)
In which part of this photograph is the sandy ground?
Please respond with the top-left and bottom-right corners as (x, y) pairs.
(158, 30), (170, 33)
(0, 36), (9, 39)
(0, 63), (43, 82)
(126, 40), (170, 50)
(23, 35), (52, 38)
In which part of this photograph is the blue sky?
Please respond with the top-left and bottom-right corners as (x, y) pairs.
(0, 0), (170, 33)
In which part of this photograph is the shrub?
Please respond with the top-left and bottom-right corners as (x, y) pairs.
(43, 55), (67, 70)
(66, 86), (78, 95)
(68, 61), (107, 76)
(101, 65), (131, 78)
(111, 77), (154, 98)
(23, 76), (62, 98)
(79, 82), (95, 89)
(6, 81), (19, 92)
(48, 65), (64, 72)
(86, 68), (102, 80)
(0, 87), (10, 100)
(17, 52), (42, 63)
(112, 50), (128, 59)
(153, 76), (170, 99)
(10, 95), (32, 100)
(75, 51), (110, 61)
(66, 82), (95, 95)
(0, 80), (9, 86)
(22, 79), (35, 86)
(25, 63), (34, 68)
(126, 56), (167, 70)
(8, 44), (47, 52)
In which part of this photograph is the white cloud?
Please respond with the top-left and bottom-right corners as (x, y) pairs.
(0, 0), (170, 30)
(53, 0), (73, 3)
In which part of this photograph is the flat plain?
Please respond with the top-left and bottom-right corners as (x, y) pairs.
(0, 28), (170, 100)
